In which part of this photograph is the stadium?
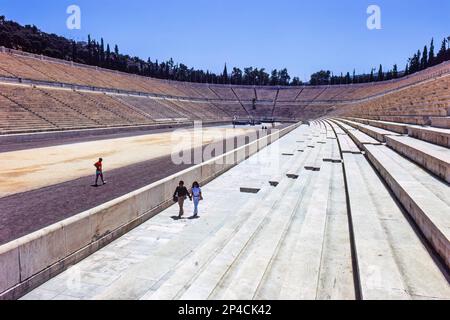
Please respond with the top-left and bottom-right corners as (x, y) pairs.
(0, 1), (449, 302)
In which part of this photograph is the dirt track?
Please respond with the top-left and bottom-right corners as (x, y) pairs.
(0, 122), (227, 153)
(0, 126), (254, 197)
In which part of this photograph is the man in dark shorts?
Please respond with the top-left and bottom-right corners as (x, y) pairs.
(173, 181), (191, 218)
(94, 158), (106, 187)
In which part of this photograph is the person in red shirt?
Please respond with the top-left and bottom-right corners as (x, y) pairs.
(94, 158), (106, 187)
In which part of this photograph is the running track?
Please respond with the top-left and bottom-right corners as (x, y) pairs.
(0, 126), (283, 245)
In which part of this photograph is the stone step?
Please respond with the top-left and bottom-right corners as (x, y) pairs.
(304, 142), (325, 171)
(139, 186), (276, 300)
(99, 181), (276, 301)
(347, 129), (382, 150)
(346, 117), (408, 134)
(330, 119), (357, 133)
(312, 159), (355, 300)
(321, 120), (334, 136)
(167, 175), (309, 300)
(83, 128), (308, 300)
(286, 140), (321, 177)
(385, 135), (450, 183)
(343, 153), (409, 299)
(328, 120), (362, 154)
(251, 164), (321, 299)
(325, 119), (346, 135)
(277, 162), (334, 299)
(269, 139), (310, 186)
(407, 126), (450, 148)
(319, 137), (341, 163)
(377, 116), (431, 126)
(213, 170), (316, 300)
(337, 134), (361, 154)
(364, 144), (450, 271)
(430, 117), (450, 129)
(182, 140), (323, 300)
(268, 151), (304, 187)
(144, 138), (318, 300)
(256, 160), (354, 300)
(338, 118), (402, 142)
(343, 153), (450, 299)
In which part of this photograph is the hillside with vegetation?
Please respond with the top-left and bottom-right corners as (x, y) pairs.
(0, 15), (449, 86)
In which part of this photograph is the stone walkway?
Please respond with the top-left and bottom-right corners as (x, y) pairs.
(21, 123), (450, 300)
(22, 125), (313, 300)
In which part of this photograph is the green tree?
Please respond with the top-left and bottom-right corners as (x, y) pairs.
(71, 40), (77, 61)
(409, 51), (421, 73)
(100, 38), (105, 66)
(421, 45), (428, 69)
(278, 68), (290, 86)
(393, 64), (398, 78)
(257, 68), (270, 85)
(437, 38), (446, 63)
(222, 63), (228, 84)
(270, 69), (279, 85)
(291, 77), (302, 86)
(243, 67), (255, 85)
(310, 70), (331, 85)
(231, 67), (243, 85)
(429, 38), (435, 66)
(106, 44), (111, 67)
(377, 64), (384, 81)
(345, 72), (351, 84)
(87, 34), (92, 64)
(446, 36), (450, 60)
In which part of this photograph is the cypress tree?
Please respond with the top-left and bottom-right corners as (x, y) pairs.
(377, 64), (384, 81)
(87, 34), (92, 65)
(409, 51), (421, 73)
(222, 63), (228, 84)
(421, 45), (428, 69)
(106, 44), (111, 67)
(154, 59), (159, 77)
(429, 38), (435, 66)
(393, 64), (398, 78)
(447, 37), (450, 61)
(437, 39), (446, 63)
(95, 41), (100, 66)
(417, 50), (421, 70)
(71, 40), (77, 62)
(100, 38), (105, 66)
(270, 69), (279, 86)
(345, 72), (351, 84)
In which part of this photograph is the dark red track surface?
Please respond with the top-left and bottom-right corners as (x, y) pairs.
(0, 123), (224, 153)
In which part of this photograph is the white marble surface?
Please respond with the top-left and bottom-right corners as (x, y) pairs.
(21, 123), (450, 300)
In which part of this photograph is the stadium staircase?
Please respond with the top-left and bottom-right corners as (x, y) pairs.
(132, 122), (450, 300)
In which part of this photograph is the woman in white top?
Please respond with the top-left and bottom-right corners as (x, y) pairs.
(190, 181), (203, 217)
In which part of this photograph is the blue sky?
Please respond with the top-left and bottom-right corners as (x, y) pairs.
(1, 0), (449, 81)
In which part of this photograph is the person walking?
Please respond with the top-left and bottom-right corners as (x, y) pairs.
(190, 181), (203, 218)
(94, 158), (106, 187)
(173, 181), (191, 219)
